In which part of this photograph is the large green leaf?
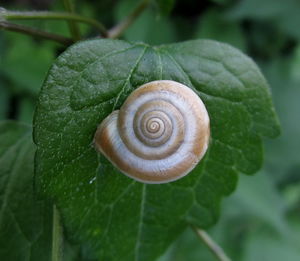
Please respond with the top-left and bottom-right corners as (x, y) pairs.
(34, 39), (280, 261)
(0, 121), (52, 261)
(158, 172), (299, 261)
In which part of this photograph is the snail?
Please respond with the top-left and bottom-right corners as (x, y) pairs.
(94, 80), (210, 184)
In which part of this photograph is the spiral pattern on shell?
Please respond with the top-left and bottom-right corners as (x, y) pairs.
(94, 80), (210, 184)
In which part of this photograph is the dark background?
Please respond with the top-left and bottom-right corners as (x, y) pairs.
(0, 0), (299, 260)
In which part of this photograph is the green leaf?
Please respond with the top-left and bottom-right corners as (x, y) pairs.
(1, 34), (55, 96)
(194, 8), (246, 51)
(157, 228), (218, 261)
(0, 121), (52, 261)
(158, 171), (290, 261)
(34, 39), (280, 261)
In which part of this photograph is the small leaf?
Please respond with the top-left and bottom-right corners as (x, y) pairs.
(34, 39), (280, 261)
(0, 121), (52, 261)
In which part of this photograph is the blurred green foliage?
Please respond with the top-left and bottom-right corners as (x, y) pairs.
(0, 0), (299, 260)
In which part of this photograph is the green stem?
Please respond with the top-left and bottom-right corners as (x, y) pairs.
(52, 205), (63, 261)
(62, 0), (80, 40)
(192, 226), (232, 261)
(108, 0), (150, 38)
(0, 21), (73, 45)
(1, 9), (108, 37)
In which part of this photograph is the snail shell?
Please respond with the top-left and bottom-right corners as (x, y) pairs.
(94, 80), (210, 184)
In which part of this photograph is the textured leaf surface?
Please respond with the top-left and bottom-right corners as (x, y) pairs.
(0, 121), (52, 261)
(34, 39), (280, 261)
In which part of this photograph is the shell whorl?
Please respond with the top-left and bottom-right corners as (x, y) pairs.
(94, 80), (210, 184)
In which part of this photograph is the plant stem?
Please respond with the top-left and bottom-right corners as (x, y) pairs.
(193, 226), (232, 261)
(0, 21), (73, 45)
(62, 0), (80, 41)
(108, 0), (150, 39)
(1, 9), (108, 37)
(52, 205), (63, 261)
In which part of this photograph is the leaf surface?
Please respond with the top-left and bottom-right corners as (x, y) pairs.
(0, 121), (52, 261)
(34, 39), (280, 261)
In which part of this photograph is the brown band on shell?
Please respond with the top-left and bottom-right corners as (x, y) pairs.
(94, 80), (210, 184)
